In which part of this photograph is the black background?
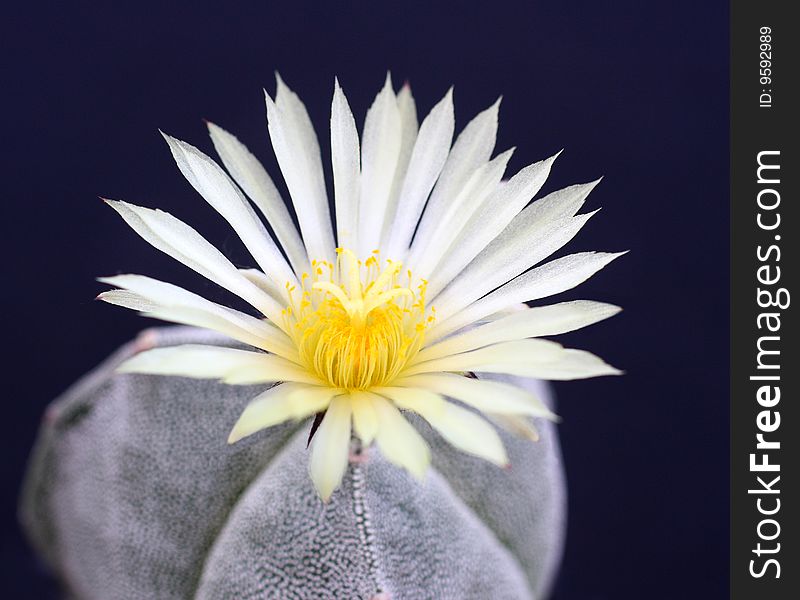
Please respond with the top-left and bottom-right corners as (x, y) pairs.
(2, 1), (729, 598)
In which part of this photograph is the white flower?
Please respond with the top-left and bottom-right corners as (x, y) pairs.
(99, 74), (623, 501)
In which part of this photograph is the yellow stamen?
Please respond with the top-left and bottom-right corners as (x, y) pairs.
(283, 248), (433, 391)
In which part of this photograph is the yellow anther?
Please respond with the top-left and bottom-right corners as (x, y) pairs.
(283, 248), (430, 391)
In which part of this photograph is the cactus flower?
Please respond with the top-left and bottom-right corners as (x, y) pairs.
(99, 74), (623, 501)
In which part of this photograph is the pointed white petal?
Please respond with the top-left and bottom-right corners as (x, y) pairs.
(144, 305), (296, 358)
(432, 97), (501, 201)
(358, 74), (402, 255)
(206, 121), (309, 275)
(411, 98), (500, 257)
(430, 402), (509, 466)
(480, 303), (530, 323)
(432, 179), (602, 307)
(374, 386), (447, 419)
(379, 83), (420, 247)
(371, 394), (430, 479)
(347, 390), (380, 446)
(330, 79), (361, 250)
(382, 389), (508, 467)
(97, 289), (157, 312)
(396, 83), (419, 135)
(489, 414), (540, 442)
(266, 76), (335, 262)
(407, 148), (514, 278)
(425, 152), (560, 298)
(105, 200), (284, 323)
(228, 383), (337, 444)
(402, 339), (565, 377)
(238, 268), (286, 303)
(392, 373), (556, 419)
(427, 251), (626, 343)
(161, 133), (296, 285)
(308, 395), (352, 501)
(418, 300), (621, 361)
(519, 178), (602, 224)
(385, 88), (455, 257)
(98, 274), (295, 358)
(433, 211), (597, 320)
(509, 348), (622, 380)
(118, 344), (319, 385)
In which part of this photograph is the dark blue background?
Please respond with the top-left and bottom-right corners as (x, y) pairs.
(2, 1), (729, 597)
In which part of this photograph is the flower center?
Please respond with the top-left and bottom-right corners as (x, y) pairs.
(283, 249), (433, 390)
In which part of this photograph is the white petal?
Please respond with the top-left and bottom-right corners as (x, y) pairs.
(418, 300), (621, 361)
(308, 395), (352, 501)
(433, 179), (602, 306)
(402, 339), (565, 377)
(349, 391), (379, 446)
(238, 268), (286, 304)
(407, 148), (514, 278)
(385, 88), (455, 258)
(429, 403), (509, 466)
(144, 305), (295, 357)
(381, 388), (508, 467)
(509, 348), (622, 380)
(432, 211), (597, 320)
(358, 73), (402, 255)
(411, 98), (500, 260)
(392, 373), (556, 419)
(379, 83), (420, 248)
(373, 385), (447, 419)
(98, 274), (295, 358)
(118, 344), (319, 385)
(162, 133), (296, 286)
(105, 200), (284, 323)
(228, 383), (337, 443)
(97, 289), (157, 312)
(489, 414), (540, 442)
(480, 303), (530, 323)
(396, 83), (419, 138)
(371, 394), (430, 479)
(266, 76), (335, 262)
(425, 152), (560, 298)
(518, 178), (601, 224)
(427, 251), (626, 344)
(330, 79), (361, 250)
(206, 121), (309, 275)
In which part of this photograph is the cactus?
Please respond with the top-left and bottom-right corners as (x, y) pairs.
(21, 326), (565, 599)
